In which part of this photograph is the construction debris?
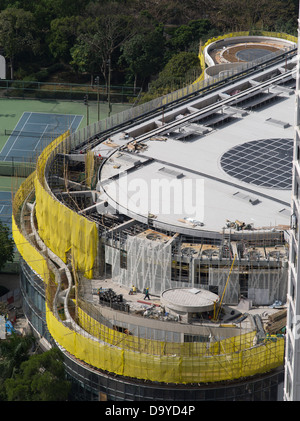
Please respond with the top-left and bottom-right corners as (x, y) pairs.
(265, 309), (287, 335)
(226, 219), (253, 231)
(126, 140), (148, 152)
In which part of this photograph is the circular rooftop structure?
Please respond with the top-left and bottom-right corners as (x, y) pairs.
(203, 35), (296, 80)
(161, 288), (219, 314)
(205, 36), (295, 67)
(217, 43), (281, 64)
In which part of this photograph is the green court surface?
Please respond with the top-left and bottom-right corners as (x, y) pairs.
(0, 175), (25, 191)
(0, 98), (132, 153)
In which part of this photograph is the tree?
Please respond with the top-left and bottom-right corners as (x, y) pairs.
(48, 16), (88, 62)
(119, 26), (166, 90)
(0, 334), (35, 380)
(27, 0), (90, 28)
(4, 347), (71, 401)
(168, 19), (214, 53)
(71, 2), (136, 86)
(152, 51), (200, 90)
(0, 334), (35, 400)
(139, 51), (201, 102)
(206, 0), (296, 32)
(0, 7), (40, 79)
(0, 220), (14, 271)
(70, 34), (98, 77)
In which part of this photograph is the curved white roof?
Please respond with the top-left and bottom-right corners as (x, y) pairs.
(161, 288), (219, 313)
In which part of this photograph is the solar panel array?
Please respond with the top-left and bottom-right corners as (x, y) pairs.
(220, 138), (293, 189)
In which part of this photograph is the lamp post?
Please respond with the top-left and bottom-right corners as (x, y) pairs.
(84, 94), (89, 126)
(107, 58), (112, 117)
(95, 76), (100, 122)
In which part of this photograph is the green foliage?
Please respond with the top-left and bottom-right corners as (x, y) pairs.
(160, 51), (200, 79)
(168, 19), (213, 53)
(70, 6), (137, 85)
(0, 333), (35, 400)
(70, 39), (93, 74)
(0, 334), (71, 401)
(0, 7), (40, 79)
(0, 0), (297, 94)
(48, 16), (88, 62)
(0, 220), (14, 271)
(146, 52), (201, 96)
(119, 26), (166, 87)
(4, 347), (71, 401)
(140, 51), (201, 101)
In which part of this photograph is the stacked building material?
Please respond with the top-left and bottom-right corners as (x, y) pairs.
(265, 309), (287, 335)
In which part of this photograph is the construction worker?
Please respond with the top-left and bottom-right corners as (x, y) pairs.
(132, 285), (137, 294)
(144, 287), (150, 300)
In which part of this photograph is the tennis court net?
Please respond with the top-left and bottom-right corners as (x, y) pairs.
(5, 129), (65, 138)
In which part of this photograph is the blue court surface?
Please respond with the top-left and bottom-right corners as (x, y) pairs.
(0, 191), (12, 232)
(0, 112), (83, 161)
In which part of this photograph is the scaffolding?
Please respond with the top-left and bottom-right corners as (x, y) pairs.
(102, 228), (288, 305)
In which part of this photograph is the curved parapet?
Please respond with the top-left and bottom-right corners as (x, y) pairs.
(204, 34), (296, 67)
(34, 131), (98, 279)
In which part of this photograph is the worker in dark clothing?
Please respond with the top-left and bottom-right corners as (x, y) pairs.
(144, 287), (150, 300)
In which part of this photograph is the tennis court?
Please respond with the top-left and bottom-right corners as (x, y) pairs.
(0, 98), (132, 161)
(0, 96), (133, 272)
(0, 191), (12, 230)
(0, 111), (83, 161)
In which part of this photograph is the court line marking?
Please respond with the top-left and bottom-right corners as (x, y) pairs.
(0, 111), (26, 155)
(4, 112), (32, 160)
(9, 148), (36, 152)
(1, 112), (83, 159)
(25, 111), (83, 117)
(34, 124), (49, 151)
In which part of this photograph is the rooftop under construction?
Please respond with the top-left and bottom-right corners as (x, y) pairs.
(12, 33), (297, 400)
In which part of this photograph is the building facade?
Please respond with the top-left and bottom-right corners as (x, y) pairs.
(284, 2), (300, 401)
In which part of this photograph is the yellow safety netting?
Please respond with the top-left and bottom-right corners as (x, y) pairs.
(34, 131), (98, 279)
(12, 216), (48, 281)
(77, 305), (256, 357)
(47, 303), (284, 384)
(12, 172), (48, 281)
(34, 179), (97, 278)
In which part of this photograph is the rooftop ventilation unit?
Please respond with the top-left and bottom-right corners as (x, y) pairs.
(278, 208), (290, 217)
(244, 249), (263, 260)
(201, 248), (219, 258)
(265, 118), (290, 129)
(181, 247), (198, 256)
(158, 167), (185, 179)
(146, 233), (163, 241)
(233, 192), (261, 206)
(117, 154), (141, 166)
(268, 250), (286, 259)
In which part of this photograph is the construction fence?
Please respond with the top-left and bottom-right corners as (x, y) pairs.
(0, 79), (141, 103)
